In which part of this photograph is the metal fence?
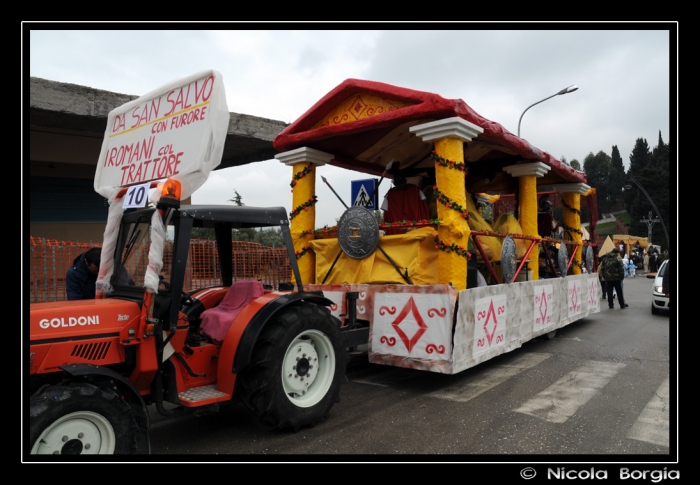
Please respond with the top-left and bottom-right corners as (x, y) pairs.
(29, 236), (292, 303)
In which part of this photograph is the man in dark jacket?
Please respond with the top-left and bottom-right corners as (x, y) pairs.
(65, 247), (101, 300)
(601, 247), (627, 309)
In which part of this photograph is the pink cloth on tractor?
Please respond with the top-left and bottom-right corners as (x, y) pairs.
(200, 280), (264, 343)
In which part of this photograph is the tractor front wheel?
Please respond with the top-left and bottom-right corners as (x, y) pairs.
(29, 382), (137, 455)
(236, 304), (346, 431)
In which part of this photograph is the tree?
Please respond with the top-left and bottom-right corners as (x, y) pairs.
(626, 132), (670, 250)
(627, 138), (652, 174)
(228, 189), (244, 206)
(253, 227), (286, 248)
(608, 146), (626, 210)
(569, 159), (581, 171)
(583, 150), (613, 214)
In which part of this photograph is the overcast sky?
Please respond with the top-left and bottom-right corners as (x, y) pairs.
(27, 26), (675, 228)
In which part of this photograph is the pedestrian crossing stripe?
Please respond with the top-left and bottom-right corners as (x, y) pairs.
(350, 353), (669, 448)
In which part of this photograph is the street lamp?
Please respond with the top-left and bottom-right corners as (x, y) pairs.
(625, 175), (670, 250)
(518, 85), (579, 137)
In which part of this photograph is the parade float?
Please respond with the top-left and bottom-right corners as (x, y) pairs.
(273, 79), (601, 374)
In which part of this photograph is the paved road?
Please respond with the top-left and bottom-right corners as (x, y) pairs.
(147, 274), (674, 462)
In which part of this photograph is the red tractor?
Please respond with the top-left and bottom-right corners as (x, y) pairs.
(28, 181), (353, 455)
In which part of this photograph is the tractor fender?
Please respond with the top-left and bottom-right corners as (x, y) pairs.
(59, 363), (151, 454)
(216, 291), (333, 393)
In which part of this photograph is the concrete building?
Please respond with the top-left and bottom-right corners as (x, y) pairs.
(28, 76), (288, 242)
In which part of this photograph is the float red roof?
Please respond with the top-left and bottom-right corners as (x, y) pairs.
(274, 78), (586, 188)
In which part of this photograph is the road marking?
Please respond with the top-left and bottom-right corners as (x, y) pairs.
(425, 352), (553, 402)
(627, 377), (670, 447)
(514, 360), (625, 423)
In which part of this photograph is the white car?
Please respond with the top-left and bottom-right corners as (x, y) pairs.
(650, 259), (670, 314)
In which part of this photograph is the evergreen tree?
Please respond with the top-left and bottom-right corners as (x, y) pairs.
(627, 132), (670, 250)
(609, 146), (626, 210)
(624, 138), (651, 210)
(569, 159), (581, 171)
(228, 189), (244, 206)
(583, 150), (613, 214)
(627, 138), (651, 174)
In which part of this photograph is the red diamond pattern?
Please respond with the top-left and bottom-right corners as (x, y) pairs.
(349, 95), (368, 120)
(588, 281), (597, 306)
(570, 283), (580, 309)
(391, 296), (427, 353)
(482, 300), (498, 345)
(538, 288), (549, 325)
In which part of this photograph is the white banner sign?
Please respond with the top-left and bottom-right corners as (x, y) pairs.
(94, 69), (230, 201)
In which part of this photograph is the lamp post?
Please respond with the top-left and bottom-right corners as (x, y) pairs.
(518, 85), (579, 137)
(624, 175), (669, 250)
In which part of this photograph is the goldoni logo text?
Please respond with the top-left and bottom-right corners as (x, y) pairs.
(39, 315), (100, 329)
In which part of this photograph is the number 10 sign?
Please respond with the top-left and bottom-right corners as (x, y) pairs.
(122, 182), (150, 209)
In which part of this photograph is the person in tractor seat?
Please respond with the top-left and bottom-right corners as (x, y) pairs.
(66, 247), (101, 300)
(381, 170), (429, 235)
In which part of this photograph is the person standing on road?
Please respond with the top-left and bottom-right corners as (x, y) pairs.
(649, 250), (658, 273)
(601, 247), (627, 309)
(630, 252), (640, 277)
(643, 251), (650, 273)
(598, 266), (609, 301)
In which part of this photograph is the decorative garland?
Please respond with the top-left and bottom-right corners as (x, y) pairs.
(432, 187), (470, 220)
(289, 195), (318, 220)
(295, 245), (312, 260)
(430, 152), (472, 259)
(561, 223), (583, 236)
(475, 229), (535, 240)
(380, 218), (440, 229)
(431, 151), (467, 172)
(434, 236), (471, 259)
(562, 200), (581, 216)
(300, 225), (337, 238)
(290, 163), (313, 191)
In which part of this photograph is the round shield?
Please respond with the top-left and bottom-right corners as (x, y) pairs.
(500, 235), (517, 283)
(585, 245), (594, 273)
(557, 243), (569, 277)
(337, 207), (379, 259)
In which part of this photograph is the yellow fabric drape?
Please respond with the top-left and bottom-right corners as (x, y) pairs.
(308, 227), (439, 285)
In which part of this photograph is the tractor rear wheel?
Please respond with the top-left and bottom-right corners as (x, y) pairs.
(29, 382), (137, 455)
(236, 304), (346, 431)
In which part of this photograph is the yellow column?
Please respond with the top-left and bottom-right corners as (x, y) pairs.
(289, 162), (317, 284)
(410, 117), (484, 292)
(503, 162), (551, 281)
(275, 147), (333, 286)
(562, 192), (582, 275)
(434, 138), (469, 291)
(550, 183), (591, 276)
(519, 175), (540, 280)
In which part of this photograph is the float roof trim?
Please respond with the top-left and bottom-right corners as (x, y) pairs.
(273, 79), (586, 191)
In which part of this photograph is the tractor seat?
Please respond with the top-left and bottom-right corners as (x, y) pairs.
(199, 280), (264, 343)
